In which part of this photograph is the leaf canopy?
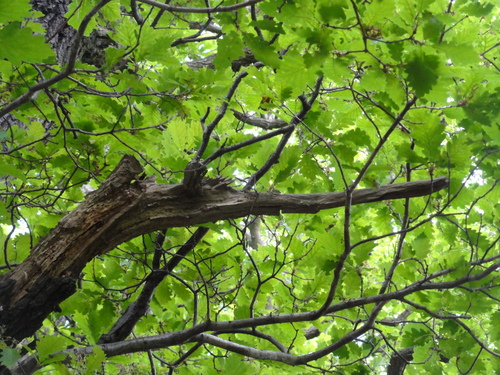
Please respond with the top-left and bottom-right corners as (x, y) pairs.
(0, 0), (499, 374)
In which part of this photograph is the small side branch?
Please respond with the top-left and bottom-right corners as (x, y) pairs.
(98, 227), (210, 344)
(196, 70), (249, 160)
(245, 76), (324, 189)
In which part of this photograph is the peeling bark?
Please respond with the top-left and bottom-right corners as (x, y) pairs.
(0, 155), (449, 342)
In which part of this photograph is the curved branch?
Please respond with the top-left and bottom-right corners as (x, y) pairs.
(213, 328), (288, 353)
(137, 0), (264, 13)
(203, 125), (294, 165)
(10, 255), (499, 375)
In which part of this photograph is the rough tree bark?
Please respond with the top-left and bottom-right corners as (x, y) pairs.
(32, 0), (115, 66)
(387, 347), (414, 375)
(0, 154), (449, 342)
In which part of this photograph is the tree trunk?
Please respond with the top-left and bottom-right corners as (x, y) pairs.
(387, 347), (414, 375)
(0, 155), (449, 342)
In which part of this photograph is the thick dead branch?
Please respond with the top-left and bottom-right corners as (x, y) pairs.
(0, 155), (448, 342)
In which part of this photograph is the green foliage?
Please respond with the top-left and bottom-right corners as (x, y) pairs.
(0, 22), (54, 65)
(0, 0), (32, 23)
(37, 335), (69, 363)
(404, 51), (440, 98)
(0, 348), (21, 369)
(0, 0), (499, 374)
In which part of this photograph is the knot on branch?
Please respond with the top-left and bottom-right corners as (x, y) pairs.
(107, 154), (143, 185)
(182, 160), (207, 195)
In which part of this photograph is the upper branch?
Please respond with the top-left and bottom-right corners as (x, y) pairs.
(351, 95), (417, 190)
(137, 0), (265, 13)
(115, 175), (449, 244)
(244, 76), (324, 189)
(196, 70), (249, 161)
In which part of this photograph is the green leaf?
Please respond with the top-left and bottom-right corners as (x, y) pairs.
(213, 31), (246, 70)
(412, 232), (431, 258)
(113, 17), (139, 47)
(411, 115), (445, 160)
(220, 353), (253, 375)
(0, 161), (27, 182)
(317, 1), (348, 23)
(0, 348), (21, 369)
(490, 312), (500, 341)
(104, 47), (127, 71)
(401, 325), (430, 347)
(360, 68), (387, 91)
(242, 33), (281, 69)
(458, 0), (494, 17)
(249, 19), (285, 34)
(50, 362), (72, 375)
(73, 311), (97, 344)
(37, 335), (68, 362)
(85, 346), (106, 374)
(413, 342), (434, 362)
(446, 133), (473, 168)
(0, 22), (53, 65)
(342, 270), (361, 296)
(275, 146), (300, 184)
(322, 57), (353, 83)
(234, 303), (250, 320)
(0, 0), (32, 23)
(404, 51), (440, 97)
(422, 13), (444, 44)
(437, 42), (481, 66)
(66, 0), (100, 36)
